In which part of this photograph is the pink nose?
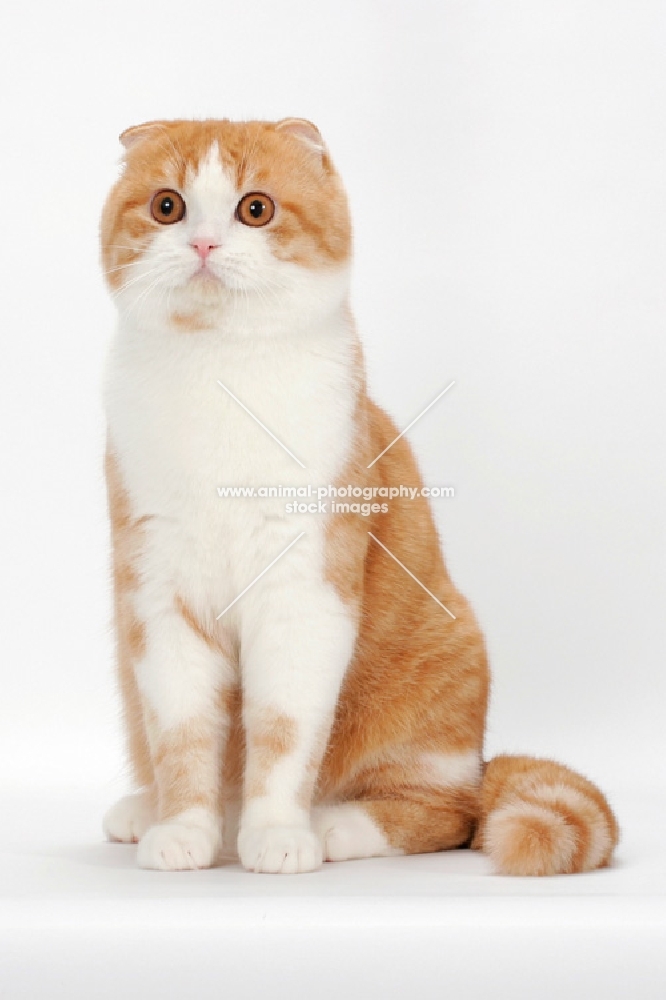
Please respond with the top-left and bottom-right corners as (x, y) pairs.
(190, 239), (219, 261)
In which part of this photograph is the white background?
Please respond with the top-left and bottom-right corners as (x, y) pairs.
(1, 0), (663, 791)
(0, 2), (664, 996)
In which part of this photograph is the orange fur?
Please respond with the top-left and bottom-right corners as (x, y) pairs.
(101, 118), (350, 294)
(149, 715), (219, 819)
(103, 118), (618, 875)
(106, 449), (153, 789)
(472, 755), (619, 875)
(174, 595), (235, 662)
(170, 310), (214, 332)
(244, 709), (297, 801)
(220, 686), (244, 794)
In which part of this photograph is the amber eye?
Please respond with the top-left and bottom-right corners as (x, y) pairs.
(150, 189), (186, 225)
(236, 192), (276, 228)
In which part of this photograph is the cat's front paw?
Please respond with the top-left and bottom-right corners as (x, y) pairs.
(238, 824), (323, 874)
(103, 790), (155, 843)
(137, 808), (222, 871)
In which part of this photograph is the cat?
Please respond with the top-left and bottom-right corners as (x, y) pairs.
(100, 117), (618, 875)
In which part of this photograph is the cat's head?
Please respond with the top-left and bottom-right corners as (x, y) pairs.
(100, 118), (351, 330)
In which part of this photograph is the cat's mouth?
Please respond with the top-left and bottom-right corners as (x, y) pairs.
(182, 265), (243, 302)
(189, 266), (224, 288)
(188, 264), (254, 294)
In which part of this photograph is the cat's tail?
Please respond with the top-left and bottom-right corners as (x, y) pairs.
(471, 754), (619, 876)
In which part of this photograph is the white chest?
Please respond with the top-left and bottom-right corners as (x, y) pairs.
(104, 319), (357, 612)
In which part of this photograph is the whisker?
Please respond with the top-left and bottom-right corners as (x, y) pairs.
(110, 264), (166, 298)
(105, 244), (150, 252)
(107, 249), (187, 279)
(124, 271), (168, 323)
(104, 260), (143, 274)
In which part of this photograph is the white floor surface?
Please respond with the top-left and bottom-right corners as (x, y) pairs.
(0, 783), (664, 1000)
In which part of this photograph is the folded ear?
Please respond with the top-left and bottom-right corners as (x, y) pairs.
(275, 117), (326, 155)
(119, 120), (171, 150)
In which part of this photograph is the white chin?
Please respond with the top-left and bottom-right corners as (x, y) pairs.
(190, 269), (222, 287)
(185, 271), (229, 299)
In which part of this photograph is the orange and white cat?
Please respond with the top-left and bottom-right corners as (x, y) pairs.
(100, 118), (618, 875)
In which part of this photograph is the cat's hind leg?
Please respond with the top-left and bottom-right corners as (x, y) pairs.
(313, 754), (481, 861)
(313, 788), (478, 861)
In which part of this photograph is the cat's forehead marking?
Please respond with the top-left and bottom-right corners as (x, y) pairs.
(185, 141), (236, 199)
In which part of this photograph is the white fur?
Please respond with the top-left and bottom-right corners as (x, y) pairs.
(112, 141), (351, 324)
(237, 573), (357, 868)
(105, 144), (358, 872)
(103, 790), (155, 843)
(134, 578), (233, 730)
(237, 825), (323, 874)
(418, 750), (482, 788)
(312, 803), (403, 861)
(137, 808), (223, 871)
(484, 800), (577, 873)
(530, 783), (612, 870)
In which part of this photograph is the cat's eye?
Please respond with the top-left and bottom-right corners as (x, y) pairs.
(150, 189), (186, 225)
(236, 192), (275, 228)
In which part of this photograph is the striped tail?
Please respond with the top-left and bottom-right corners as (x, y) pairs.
(472, 755), (619, 876)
